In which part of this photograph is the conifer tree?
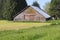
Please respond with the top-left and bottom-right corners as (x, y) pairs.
(49, 0), (60, 19)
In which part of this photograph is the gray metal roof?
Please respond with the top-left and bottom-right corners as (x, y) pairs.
(30, 6), (51, 18)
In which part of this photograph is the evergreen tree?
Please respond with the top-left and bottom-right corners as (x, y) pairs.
(0, 0), (27, 20)
(32, 1), (40, 8)
(49, 0), (60, 19)
(11, 0), (27, 20)
(0, 0), (3, 19)
(1, 0), (15, 20)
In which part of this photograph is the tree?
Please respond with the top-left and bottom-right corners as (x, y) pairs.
(1, 0), (16, 20)
(32, 1), (40, 8)
(11, 0), (27, 20)
(0, 0), (27, 20)
(44, 2), (51, 13)
(49, 0), (60, 19)
(0, 0), (3, 19)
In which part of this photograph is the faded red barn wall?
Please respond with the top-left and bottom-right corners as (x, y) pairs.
(14, 7), (46, 22)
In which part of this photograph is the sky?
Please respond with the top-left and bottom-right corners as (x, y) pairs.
(26, 0), (51, 9)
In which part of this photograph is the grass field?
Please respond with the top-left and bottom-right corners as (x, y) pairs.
(0, 20), (50, 30)
(0, 20), (60, 40)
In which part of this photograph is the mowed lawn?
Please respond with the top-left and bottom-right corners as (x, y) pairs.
(0, 20), (50, 30)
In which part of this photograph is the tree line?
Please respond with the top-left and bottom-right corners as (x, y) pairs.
(44, 0), (60, 20)
(0, 0), (27, 20)
(0, 0), (40, 20)
(0, 0), (60, 20)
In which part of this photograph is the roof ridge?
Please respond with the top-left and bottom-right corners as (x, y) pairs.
(13, 6), (30, 18)
(30, 6), (50, 18)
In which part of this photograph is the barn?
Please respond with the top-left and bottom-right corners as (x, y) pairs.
(14, 6), (51, 22)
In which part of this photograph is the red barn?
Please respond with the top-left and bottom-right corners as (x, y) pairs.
(14, 6), (51, 22)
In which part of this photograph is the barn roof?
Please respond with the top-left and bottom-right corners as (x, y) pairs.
(14, 6), (51, 18)
(30, 6), (51, 18)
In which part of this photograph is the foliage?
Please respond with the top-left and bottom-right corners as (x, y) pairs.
(32, 1), (40, 8)
(0, 0), (27, 20)
(0, 0), (3, 19)
(49, 0), (60, 19)
(44, 2), (51, 14)
(1, 0), (16, 20)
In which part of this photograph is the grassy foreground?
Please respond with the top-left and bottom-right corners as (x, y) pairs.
(0, 20), (50, 30)
(0, 24), (60, 40)
(0, 20), (60, 40)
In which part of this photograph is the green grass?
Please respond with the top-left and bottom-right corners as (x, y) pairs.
(0, 24), (60, 40)
(0, 20), (60, 40)
(0, 20), (50, 30)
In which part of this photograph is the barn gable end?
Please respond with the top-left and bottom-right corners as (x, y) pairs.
(14, 6), (51, 22)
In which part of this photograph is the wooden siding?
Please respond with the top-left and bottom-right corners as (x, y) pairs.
(14, 7), (46, 22)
